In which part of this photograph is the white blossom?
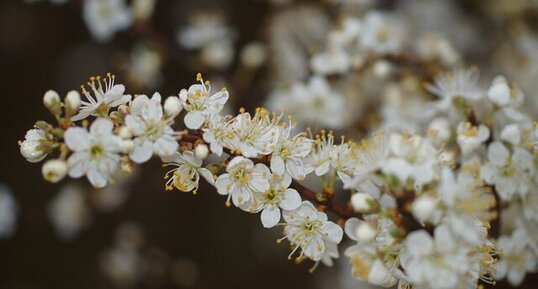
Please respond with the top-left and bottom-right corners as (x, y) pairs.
(202, 114), (237, 156)
(494, 228), (537, 286)
(83, 0), (133, 42)
(229, 110), (278, 158)
(270, 125), (312, 180)
(427, 69), (483, 112)
(64, 118), (122, 188)
(245, 173), (302, 228)
(381, 133), (437, 186)
(401, 226), (470, 289)
(215, 156), (270, 207)
(480, 141), (534, 200)
(125, 93), (178, 163)
(179, 75), (229, 129)
(162, 151), (214, 193)
(72, 74), (131, 121)
(456, 122), (490, 155)
(281, 201), (343, 262)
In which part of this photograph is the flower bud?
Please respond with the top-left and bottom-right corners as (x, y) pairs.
(500, 124), (520, 145)
(355, 222), (377, 242)
(121, 140), (134, 153)
(488, 76), (510, 106)
(42, 159), (68, 183)
(164, 96), (182, 116)
(351, 193), (376, 213)
(411, 195), (438, 223)
(119, 127), (133, 139)
(427, 117), (451, 144)
(43, 90), (61, 114)
(65, 90), (81, 115)
(195, 144), (209, 159)
(20, 141), (46, 163)
(372, 60), (392, 78)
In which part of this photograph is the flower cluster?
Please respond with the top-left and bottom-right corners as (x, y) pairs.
(18, 68), (538, 287)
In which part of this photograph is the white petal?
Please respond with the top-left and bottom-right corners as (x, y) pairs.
(87, 163), (108, 188)
(322, 222), (343, 243)
(184, 112), (205, 129)
(142, 101), (163, 122)
(215, 175), (231, 195)
(90, 118), (114, 136)
(271, 155), (285, 175)
(199, 168), (215, 186)
(279, 189), (301, 210)
(487, 141), (509, 166)
(125, 115), (145, 136)
(67, 152), (89, 178)
(261, 206), (281, 228)
(64, 127), (91, 151)
(129, 139), (153, 163)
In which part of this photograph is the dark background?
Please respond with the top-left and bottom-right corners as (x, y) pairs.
(0, 0), (321, 288)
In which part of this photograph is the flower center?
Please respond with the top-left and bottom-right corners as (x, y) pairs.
(90, 144), (104, 160)
(143, 122), (163, 141)
(499, 164), (517, 177)
(231, 168), (250, 184)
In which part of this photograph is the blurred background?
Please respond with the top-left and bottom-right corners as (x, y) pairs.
(2, 0), (538, 288)
(0, 1), (319, 288)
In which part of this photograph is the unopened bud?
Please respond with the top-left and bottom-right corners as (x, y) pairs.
(164, 96), (182, 116)
(65, 90), (81, 116)
(42, 159), (68, 183)
(121, 140), (134, 153)
(195, 144), (209, 159)
(355, 222), (377, 242)
(351, 193), (376, 213)
(119, 127), (133, 139)
(43, 90), (61, 114)
(20, 141), (46, 163)
(411, 195), (438, 223)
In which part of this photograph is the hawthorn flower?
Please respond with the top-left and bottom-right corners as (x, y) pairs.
(245, 173), (301, 228)
(215, 156), (270, 207)
(125, 93), (178, 163)
(162, 151), (214, 194)
(20, 128), (48, 163)
(307, 130), (335, 176)
(427, 68), (483, 111)
(480, 141), (534, 201)
(72, 74), (131, 121)
(230, 109), (278, 158)
(401, 226), (470, 289)
(281, 201), (343, 262)
(343, 218), (399, 288)
(83, 0), (133, 42)
(456, 122), (490, 155)
(202, 114), (237, 156)
(381, 133), (437, 186)
(358, 11), (405, 54)
(494, 228), (537, 286)
(439, 167), (494, 245)
(270, 125), (312, 180)
(179, 74), (229, 129)
(64, 118), (122, 188)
